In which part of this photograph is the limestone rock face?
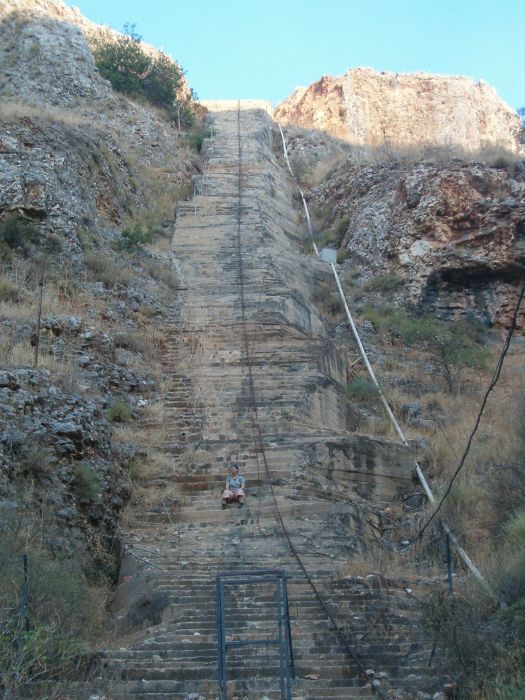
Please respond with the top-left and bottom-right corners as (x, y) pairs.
(275, 67), (522, 154)
(0, 12), (109, 107)
(311, 156), (525, 329)
(0, 0), (188, 76)
(0, 4), (197, 242)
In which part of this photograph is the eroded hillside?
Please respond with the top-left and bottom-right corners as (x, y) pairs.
(0, 1), (203, 692)
(275, 119), (525, 697)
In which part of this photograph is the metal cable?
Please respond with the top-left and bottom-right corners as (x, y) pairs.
(417, 279), (525, 540)
(236, 105), (385, 697)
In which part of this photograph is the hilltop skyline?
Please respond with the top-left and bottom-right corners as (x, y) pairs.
(72, 0), (525, 110)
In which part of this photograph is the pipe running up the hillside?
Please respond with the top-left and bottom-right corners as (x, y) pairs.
(277, 122), (494, 597)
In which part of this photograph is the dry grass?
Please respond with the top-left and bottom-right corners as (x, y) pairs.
(141, 400), (167, 425)
(131, 483), (183, 509)
(84, 253), (133, 289)
(336, 547), (443, 581)
(302, 153), (348, 187)
(0, 284), (69, 321)
(0, 259), (93, 324)
(179, 446), (211, 470)
(0, 99), (91, 129)
(127, 450), (174, 485)
(140, 259), (179, 289)
(146, 235), (173, 254)
(0, 334), (81, 380)
(347, 311), (524, 566)
(344, 140), (523, 168)
(113, 327), (165, 368)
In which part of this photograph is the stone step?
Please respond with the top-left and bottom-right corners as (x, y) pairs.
(83, 105), (442, 700)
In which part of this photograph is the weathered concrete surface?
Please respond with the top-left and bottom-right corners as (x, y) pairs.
(101, 104), (440, 700)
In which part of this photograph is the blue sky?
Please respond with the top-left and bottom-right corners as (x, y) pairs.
(73, 0), (525, 110)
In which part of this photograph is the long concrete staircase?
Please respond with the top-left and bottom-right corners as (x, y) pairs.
(100, 103), (443, 700)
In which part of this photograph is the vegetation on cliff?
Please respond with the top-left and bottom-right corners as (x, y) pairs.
(291, 134), (525, 698)
(90, 23), (196, 126)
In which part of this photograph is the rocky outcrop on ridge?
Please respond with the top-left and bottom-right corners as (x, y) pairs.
(309, 154), (525, 329)
(0, 7), (197, 206)
(275, 67), (523, 154)
(0, 0), (189, 84)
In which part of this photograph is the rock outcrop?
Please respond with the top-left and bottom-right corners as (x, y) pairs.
(275, 67), (523, 154)
(0, 0), (198, 589)
(310, 154), (525, 329)
(0, 5), (197, 246)
(0, 0), (188, 81)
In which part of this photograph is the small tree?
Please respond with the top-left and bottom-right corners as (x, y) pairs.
(92, 24), (149, 98)
(90, 24), (194, 122)
(142, 51), (183, 109)
(365, 307), (491, 393)
(431, 322), (491, 392)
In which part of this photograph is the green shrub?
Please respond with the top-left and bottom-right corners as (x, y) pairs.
(183, 126), (212, 153)
(72, 462), (101, 502)
(424, 567), (525, 699)
(312, 281), (344, 318)
(336, 248), (349, 264)
(114, 222), (154, 251)
(0, 276), (22, 302)
(84, 253), (131, 288)
(332, 216), (349, 242)
(316, 216), (349, 250)
(431, 321), (491, 392)
(395, 313), (442, 345)
(19, 444), (58, 478)
(106, 401), (133, 423)
(343, 266), (361, 286)
(348, 377), (380, 402)
(361, 304), (395, 332)
(302, 238), (315, 255)
(43, 233), (62, 254)
(364, 274), (404, 292)
(90, 24), (194, 123)
(0, 241), (13, 262)
(124, 455), (143, 480)
(361, 306), (490, 391)
(0, 526), (105, 695)
(505, 510), (525, 546)
(311, 203), (332, 226)
(0, 214), (39, 254)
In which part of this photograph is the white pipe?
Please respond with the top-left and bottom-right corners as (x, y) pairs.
(277, 122), (493, 593)
(278, 124), (319, 256)
(330, 262), (435, 504)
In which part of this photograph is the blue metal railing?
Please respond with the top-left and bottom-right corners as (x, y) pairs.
(216, 569), (294, 700)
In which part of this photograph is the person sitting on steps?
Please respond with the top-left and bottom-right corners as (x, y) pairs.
(222, 464), (245, 509)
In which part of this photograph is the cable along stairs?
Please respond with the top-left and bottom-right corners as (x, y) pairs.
(101, 102), (441, 700)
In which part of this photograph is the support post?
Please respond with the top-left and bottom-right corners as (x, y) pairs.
(446, 532), (453, 595)
(33, 257), (46, 368)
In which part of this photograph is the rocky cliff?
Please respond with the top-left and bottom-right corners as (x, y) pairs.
(0, 0), (199, 641)
(275, 67), (523, 154)
(0, 0), (188, 75)
(312, 155), (525, 330)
